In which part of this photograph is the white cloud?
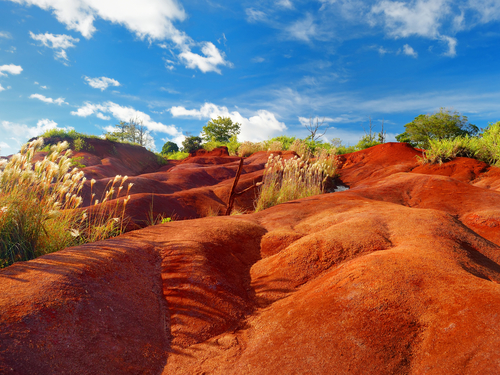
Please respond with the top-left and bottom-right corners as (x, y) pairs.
(5, 46), (16, 53)
(71, 101), (182, 137)
(169, 103), (287, 142)
(246, 8), (268, 23)
(371, 0), (458, 56)
(298, 116), (338, 127)
(178, 42), (232, 74)
(468, 0), (500, 23)
(277, 0), (294, 9)
(440, 35), (457, 56)
(160, 87), (179, 94)
(285, 14), (318, 42)
(0, 84), (6, 92)
(0, 119), (71, 151)
(11, 0), (187, 40)
(29, 32), (79, 62)
(403, 43), (418, 58)
(378, 46), (389, 55)
(29, 93), (67, 105)
(371, 0), (447, 38)
(0, 64), (23, 77)
(0, 32), (12, 39)
(84, 76), (121, 91)
(252, 56), (265, 63)
(96, 112), (111, 120)
(13, 0), (231, 74)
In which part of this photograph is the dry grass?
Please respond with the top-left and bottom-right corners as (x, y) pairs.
(0, 138), (130, 268)
(255, 152), (339, 212)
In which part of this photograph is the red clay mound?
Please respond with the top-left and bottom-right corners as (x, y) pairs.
(2, 143), (500, 374)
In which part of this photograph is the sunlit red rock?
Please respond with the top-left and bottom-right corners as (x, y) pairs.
(2, 142), (500, 374)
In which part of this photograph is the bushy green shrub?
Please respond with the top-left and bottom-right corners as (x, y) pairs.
(420, 121), (500, 166)
(165, 151), (189, 160)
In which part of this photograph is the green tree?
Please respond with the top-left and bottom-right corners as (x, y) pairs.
(202, 116), (241, 143)
(182, 136), (203, 153)
(161, 141), (179, 154)
(396, 108), (479, 149)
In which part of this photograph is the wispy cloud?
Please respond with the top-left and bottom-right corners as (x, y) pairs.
(0, 31), (12, 39)
(0, 84), (7, 92)
(169, 102), (287, 142)
(0, 64), (22, 76)
(29, 32), (79, 63)
(246, 8), (268, 23)
(402, 43), (418, 58)
(370, 0), (458, 56)
(277, 0), (294, 9)
(71, 101), (183, 137)
(252, 56), (265, 63)
(285, 14), (319, 42)
(29, 93), (67, 105)
(84, 76), (120, 91)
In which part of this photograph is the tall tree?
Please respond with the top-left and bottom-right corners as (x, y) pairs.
(202, 116), (241, 143)
(396, 108), (478, 148)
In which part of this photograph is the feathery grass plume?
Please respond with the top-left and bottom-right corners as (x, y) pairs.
(0, 138), (85, 267)
(266, 140), (283, 152)
(83, 174), (131, 242)
(0, 137), (130, 268)
(255, 151), (339, 212)
(289, 139), (311, 159)
(238, 141), (267, 157)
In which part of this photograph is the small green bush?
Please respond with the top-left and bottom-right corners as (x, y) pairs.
(165, 151), (189, 160)
(420, 121), (500, 166)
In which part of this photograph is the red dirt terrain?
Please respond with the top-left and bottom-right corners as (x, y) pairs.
(2, 142), (500, 374)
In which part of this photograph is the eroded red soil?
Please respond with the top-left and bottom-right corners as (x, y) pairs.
(2, 142), (500, 374)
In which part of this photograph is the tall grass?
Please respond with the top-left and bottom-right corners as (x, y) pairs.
(420, 121), (500, 166)
(255, 151), (339, 212)
(0, 138), (130, 268)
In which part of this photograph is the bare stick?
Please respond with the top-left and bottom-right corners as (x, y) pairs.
(225, 158), (244, 215)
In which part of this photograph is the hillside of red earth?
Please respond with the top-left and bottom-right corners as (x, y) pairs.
(2, 142), (500, 374)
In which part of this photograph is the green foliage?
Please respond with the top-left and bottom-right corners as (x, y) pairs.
(226, 135), (240, 156)
(355, 134), (382, 150)
(202, 116), (241, 143)
(70, 156), (86, 168)
(267, 135), (297, 150)
(165, 151), (189, 160)
(161, 141), (179, 155)
(202, 137), (226, 151)
(182, 136), (203, 153)
(420, 121), (500, 166)
(104, 119), (155, 150)
(397, 108), (479, 149)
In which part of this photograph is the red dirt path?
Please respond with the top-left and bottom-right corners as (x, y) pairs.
(2, 142), (500, 374)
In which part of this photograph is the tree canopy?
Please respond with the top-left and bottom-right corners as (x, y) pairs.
(161, 141), (179, 154)
(396, 108), (479, 149)
(202, 116), (241, 143)
(104, 118), (155, 150)
(182, 136), (203, 153)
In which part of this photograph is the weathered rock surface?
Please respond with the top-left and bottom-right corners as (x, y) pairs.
(2, 142), (500, 374)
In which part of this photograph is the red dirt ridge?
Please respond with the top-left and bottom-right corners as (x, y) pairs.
(2, 142), (500, 374)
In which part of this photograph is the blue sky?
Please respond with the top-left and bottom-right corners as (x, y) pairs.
(1, 0), (500, 155)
